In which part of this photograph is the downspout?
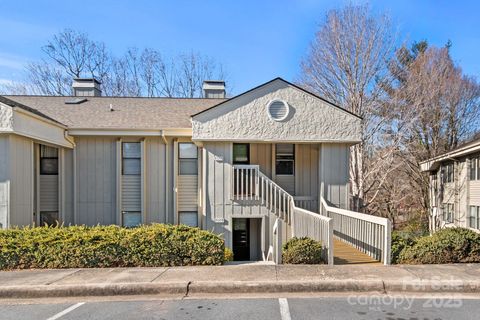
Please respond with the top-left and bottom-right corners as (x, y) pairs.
(161, 130), (170, 223)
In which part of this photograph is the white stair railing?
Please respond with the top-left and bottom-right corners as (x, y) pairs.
(232, 165), (334, 265)
(320, 197), (392, 265)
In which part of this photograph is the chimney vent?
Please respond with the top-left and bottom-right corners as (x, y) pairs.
(202, 80), (225, 98)
(72, 78), (102, 97)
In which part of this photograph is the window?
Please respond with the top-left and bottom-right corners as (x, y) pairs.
(276, 144), (294, 175)
(123, 211), (141, 227)
(267, 100), (289, 121)
(179, 212), (198, 227)
(40, 145), (58, 175)
(469, 206), (480, 229)
(442, 163), (454, 183)
(233, 143), (250, 164)
(179, 143), (198, 175)
(122, 142), (141, 175)
(443, 203), (454, 223)
(470, 156), (480, 181)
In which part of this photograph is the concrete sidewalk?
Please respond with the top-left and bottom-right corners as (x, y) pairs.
(1, 263), (480, 298)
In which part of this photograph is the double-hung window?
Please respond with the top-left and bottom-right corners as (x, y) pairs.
(470, 156), (480, 181)
(469, 206), (480, 229)
(122, 142), (141, 175)
(40, 145), (58, 175)
(122, 142), (141, 227)
(442, 163), (454, 183)
(443, 203), (454, 223)
(178, 143), (198, 227)
(179, 143), (198, 175)
(275, 144), (295, 175)
(39, 145), (59, 226)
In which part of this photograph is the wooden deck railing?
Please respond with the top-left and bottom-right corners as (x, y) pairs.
(320, 197), (392, 265)
(291, 206), (334, 265)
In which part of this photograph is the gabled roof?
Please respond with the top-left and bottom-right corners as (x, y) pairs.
(2, 95), (226, 130)
(0, 96), (65, 125)
(191, 77), (362, 120)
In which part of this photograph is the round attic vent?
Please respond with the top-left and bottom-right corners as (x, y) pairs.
(267, 100), (289, 121)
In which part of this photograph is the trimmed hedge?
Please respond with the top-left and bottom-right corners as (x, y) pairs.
(282, 237), (324, 264)
(399, 227), (480, 264)
(0, 224), (225, 270)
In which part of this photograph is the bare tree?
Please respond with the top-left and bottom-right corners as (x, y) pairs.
(0, 29), (228, 98)
(299, 4), (398, 211)
(383, 43), (480, 229)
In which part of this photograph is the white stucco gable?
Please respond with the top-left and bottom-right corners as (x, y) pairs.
(0, 102), (14, 132)
(191, 78), (362, 143)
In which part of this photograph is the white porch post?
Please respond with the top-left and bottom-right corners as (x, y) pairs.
(384, 219), (392, 265)
(274, 218), (282, 264)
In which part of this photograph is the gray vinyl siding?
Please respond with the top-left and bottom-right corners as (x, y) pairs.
(166, 139), (175, 224)
(63, 149), (75, 225)
(76, 137), (117, 225)
(9, 135), (34, 227)
(205, 142), (232, 226)
(320, 143), (349, 209)
(145, 137), (166, 223)
(470, 181), (480, 205)
(457, 160), (468, 226)
(0, 135), (10, 228)
(295, 144), (319, 211)
(39, 175), (58, 212)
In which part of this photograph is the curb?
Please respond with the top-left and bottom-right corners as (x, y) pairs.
(1, 279), (480, 299)
(0, 282), (188, 299)
(384, 280), (480, 294)
(188, 280), (385, 294)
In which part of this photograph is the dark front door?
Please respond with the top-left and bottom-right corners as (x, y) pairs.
(233, 218), (250, 261)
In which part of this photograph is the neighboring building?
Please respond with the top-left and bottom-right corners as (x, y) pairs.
(0, 77), (362, 261)
(420, 138), (480, 232)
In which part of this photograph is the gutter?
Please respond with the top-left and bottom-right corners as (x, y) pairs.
(420, 143), (480, 171)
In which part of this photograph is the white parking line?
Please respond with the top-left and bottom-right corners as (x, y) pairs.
(278, 298), (292, 320)
(46, 302), (85, 320)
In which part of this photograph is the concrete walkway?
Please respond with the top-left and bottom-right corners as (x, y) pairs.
(1, 264), (480, 298)
(333, 239), (381, 265)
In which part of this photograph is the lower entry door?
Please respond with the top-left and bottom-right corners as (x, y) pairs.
(232, 218), (250, 261)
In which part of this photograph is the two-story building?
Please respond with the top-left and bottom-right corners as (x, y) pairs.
(420, 138), (480, 232)
(0, 77), (367, 262)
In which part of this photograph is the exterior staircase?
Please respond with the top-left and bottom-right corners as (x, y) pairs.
(232, 165), (391, 265)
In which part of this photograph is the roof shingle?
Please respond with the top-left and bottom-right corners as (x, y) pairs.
(2, 96), (226, 129)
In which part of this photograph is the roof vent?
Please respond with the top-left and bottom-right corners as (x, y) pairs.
(65, 97), (88, 104)
(267, 100), (290, 121)
(72, 78), (102, 97)
(202, 80), (225, 98)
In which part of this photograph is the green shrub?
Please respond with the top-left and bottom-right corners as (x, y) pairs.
(0, 224), (225, 270)
(282, 237), (324, 264)
(391, 231), (421, 264)
(224, 247), (234, 262)
(399, 227), (480, 264)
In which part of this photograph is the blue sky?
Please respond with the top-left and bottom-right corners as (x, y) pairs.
(0, 0), (479, 94)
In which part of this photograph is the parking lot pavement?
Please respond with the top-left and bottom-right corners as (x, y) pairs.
(1, 296), (480, 320)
